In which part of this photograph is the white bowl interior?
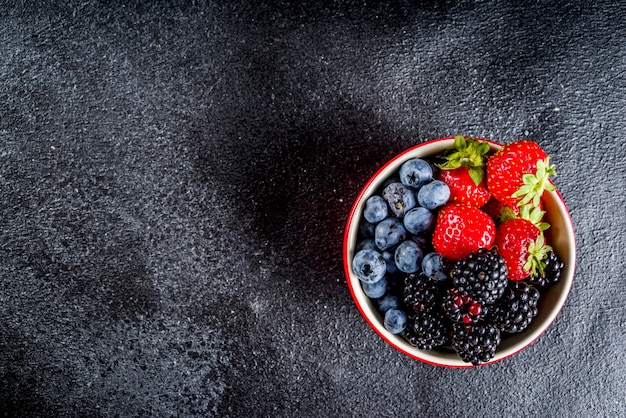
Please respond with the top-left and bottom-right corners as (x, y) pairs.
(344, 138), (576, 367)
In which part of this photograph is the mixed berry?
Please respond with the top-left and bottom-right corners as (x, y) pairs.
(351, 136), (565, 365)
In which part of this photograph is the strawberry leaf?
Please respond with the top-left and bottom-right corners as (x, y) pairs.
(522, 174), (539, 185)
(437, 136), (490, 172)
(512, 157), (558, 208)
(519, 204), (550, 231)
(536, 159), (546, 179)
(536, 222), (550, 231)
(454, 135), (467, 151)
(519, 204), (531, 219)
(477, 142), (491, 155)
(438, 160), (462, 170)
(499, 206), (517, 222)
(524, 233), (552, 277)
(468, 167), (484, 186)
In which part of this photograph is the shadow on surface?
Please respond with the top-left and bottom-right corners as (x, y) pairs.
(188, 102), (413, 292)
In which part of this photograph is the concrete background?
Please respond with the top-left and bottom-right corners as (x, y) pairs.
(1, 1), (625, 416)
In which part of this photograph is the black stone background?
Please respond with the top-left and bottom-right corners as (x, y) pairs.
(1, 1), (625, 417)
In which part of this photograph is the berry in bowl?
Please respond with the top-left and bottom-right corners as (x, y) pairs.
(343, 136), (575, 367)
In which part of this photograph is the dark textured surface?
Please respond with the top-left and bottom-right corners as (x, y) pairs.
(1, 1), (625, 416)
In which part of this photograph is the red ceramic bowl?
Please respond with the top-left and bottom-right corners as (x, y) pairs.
(343, 137), (576, 367)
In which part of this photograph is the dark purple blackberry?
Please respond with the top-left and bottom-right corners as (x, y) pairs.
(404, 310), (451, 350)
(524, 250), (564, 290)
(442, 288), (488, 325)
(451, 248), (508, 306)
(492, 282), (540, 334)
(403, 272), (440, 314)
(451, 323), (501, 365)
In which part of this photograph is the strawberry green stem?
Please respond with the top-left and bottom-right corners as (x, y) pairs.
(511, 157), (557, 207)
(524, 233), (552, 277)
(436, 136), (491, 186)
(519, 204), (550, 231)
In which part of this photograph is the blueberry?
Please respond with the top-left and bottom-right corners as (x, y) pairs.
(399, 158), (433, 189)
(362, 276), (387, 298)
(356, 239), (378, 252)
(363, 195), (389, 224)
(382, 251), (398, 273)
(421, 252), (448, 281)
(352, 249), (386, 284)
(417, 180), (450, 210)
(374, 217), (407, 251)
(382, 182), (417, 218)
(394, 240), (424, 273)
(377, 294), (399, 314)
(403, 207), (435, 234)
(384, 308), (407, 334)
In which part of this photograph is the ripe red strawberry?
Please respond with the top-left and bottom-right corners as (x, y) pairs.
(437, 136), (491, 207)
(495, 217), (551, 281)
(432, 203), (496, 261)
(486, 140), (556, 208)
(439, 167), (491, 207)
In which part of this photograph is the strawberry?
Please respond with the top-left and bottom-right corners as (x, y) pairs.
(482, 197), (519, 224)
(439, 167), (490, 207)
(436, 136), (491, 207)
(494, 206), (551, 281)
(486, 140), (556, 208)
(432, 203), (496, 261)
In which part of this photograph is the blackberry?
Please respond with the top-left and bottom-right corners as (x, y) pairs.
(451, 323), (501, 365)
(442, 288), (488, 325)
(403, 272), (441, 314)
(404, 310), (451, 350)
(492, 282), (540, 333)
(452, 248), (508, 306)
(525, 250), (564, 290)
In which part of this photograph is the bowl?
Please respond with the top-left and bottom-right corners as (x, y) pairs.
(343, 137), (576, 367)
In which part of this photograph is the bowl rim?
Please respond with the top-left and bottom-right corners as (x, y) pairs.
(342, 137), (576, 367)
